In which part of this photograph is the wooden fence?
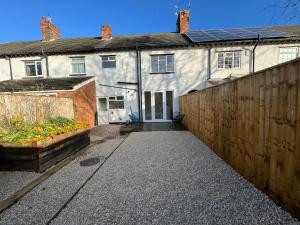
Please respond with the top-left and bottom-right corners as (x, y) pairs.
(0, 94), (75, 125)
(180, 58), (300, 219)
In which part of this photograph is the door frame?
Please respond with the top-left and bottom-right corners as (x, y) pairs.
(143, 90), (174, 122)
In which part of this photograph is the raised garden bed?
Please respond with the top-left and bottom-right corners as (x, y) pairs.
(0, 129), (90, 172)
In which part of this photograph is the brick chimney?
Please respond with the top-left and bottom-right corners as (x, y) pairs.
(41, 17), (61, 41)
(177, 10), (190, 33)
(101, 25), (112, 40)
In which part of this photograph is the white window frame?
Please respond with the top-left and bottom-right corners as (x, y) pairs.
(217, 51), (241, 69)
(108, 96), (125, 110)
(24, 61), (43, 77)
(151, 54), (175, 73)
(101, 55), (116, 69)
(279, 46), (299, 63)
(70, 57), (86, 75)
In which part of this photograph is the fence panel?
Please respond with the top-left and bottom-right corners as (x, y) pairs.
(180, 59), (300, 219)
(0, 94), (74, 124)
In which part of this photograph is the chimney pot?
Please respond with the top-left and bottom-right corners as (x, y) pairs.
(41, 16), (61, 41)
(177, 10), (190, 33)
(101, 25), (112, 40)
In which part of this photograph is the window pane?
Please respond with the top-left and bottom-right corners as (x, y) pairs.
(109, 101), (124, 109)
(151, 56), (159, 73)
(102, 61), (116, 68)
(116, 96), (124, 100)
(99, 98), (107, 111)
(233, 52), (240, 68)
(25, 63), (36, 76)
(72, 57), (84, 63)
(279, 47), (299, 63)
(71, 57), (85, 74)
(102, 55), (116, 68)
(158, 56), (166, 73)
(218, 53), (224, 68)
(102, 56), (108, 61)
(36, 62), (42, 75)
(72, 63), (85, 74)
(224, 52), (233, 69)
(167, 55), (174, 72)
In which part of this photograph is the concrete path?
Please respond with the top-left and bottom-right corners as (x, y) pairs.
(0, 131), (299, 225)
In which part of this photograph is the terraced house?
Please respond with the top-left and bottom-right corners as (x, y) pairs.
(1, 10), (300, 124)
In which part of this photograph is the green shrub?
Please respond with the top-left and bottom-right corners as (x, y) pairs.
(0, 116), (83, 143)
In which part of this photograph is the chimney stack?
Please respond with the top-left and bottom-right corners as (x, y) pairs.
(41, 17), (61, 41)
(101, 25), (112, 40)
(177, 10), (190, 33)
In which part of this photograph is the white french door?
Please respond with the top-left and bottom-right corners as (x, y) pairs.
(144, 91), (173, 122)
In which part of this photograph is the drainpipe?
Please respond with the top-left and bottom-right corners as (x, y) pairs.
(135, 45), (143, 122)
(207, 45), (211, 80)
(6, 56), (13, 80)
(252, 35), (260, 73)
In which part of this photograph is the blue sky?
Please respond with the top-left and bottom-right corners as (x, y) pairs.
(0, 0), (298, 42)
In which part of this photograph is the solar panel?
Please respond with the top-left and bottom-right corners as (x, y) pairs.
(185, 27), (298, 43)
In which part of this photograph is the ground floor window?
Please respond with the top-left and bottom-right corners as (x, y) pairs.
(108, 96), (124, 109)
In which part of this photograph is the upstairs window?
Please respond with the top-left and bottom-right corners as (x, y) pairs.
(279, 47), (299, 63)
(108, 96), (124, 109)
(217, 51), (241, 69)
(101, 55), (116, 68)
(151, 54), (174, 73)
(71, 57), (86, 75)
(25, 61), (42, 77)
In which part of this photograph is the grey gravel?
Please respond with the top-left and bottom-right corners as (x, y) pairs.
(0, 171), (40, 202)
(0, 138), (124, 225)
(48, 131), (299, 225)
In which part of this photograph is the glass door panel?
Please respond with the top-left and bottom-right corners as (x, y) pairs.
(166, 91), (173, 120)
(144, 91), (152, 120)
(154, 92), (163, 119)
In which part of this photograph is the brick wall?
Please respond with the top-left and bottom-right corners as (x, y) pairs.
(41, 17), (61, 41)
(58, 80), (97, 127)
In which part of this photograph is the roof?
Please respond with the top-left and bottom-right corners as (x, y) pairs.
(1, 25), (300, 57)
(0, 33), (189, 57)
(0, 76), (94, 92)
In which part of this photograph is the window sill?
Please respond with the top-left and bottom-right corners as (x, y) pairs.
(69, 73), (86, 76)
(150, 72), (175, 74)
(22, 76), (44, 79)
(216, 68), (241, 71)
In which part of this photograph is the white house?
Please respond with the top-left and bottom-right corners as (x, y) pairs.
(1, 11), (300, 124)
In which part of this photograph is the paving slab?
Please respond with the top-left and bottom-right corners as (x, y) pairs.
(0, 138), (124, 225)
(48, 131), (299, 225)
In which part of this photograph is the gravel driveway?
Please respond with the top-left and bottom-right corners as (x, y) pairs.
(1, 131), (299, 225)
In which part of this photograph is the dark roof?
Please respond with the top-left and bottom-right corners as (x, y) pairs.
(0, 33), (189, 57)
(1, 25), (300, 57)
(0, 76), (94, 92)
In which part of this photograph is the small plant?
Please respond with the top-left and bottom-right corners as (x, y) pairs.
(0, 116), (84, 143)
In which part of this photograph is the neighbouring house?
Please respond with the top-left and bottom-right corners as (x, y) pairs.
(0, 77), (97, 127)
(1, 11), (300, 124)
